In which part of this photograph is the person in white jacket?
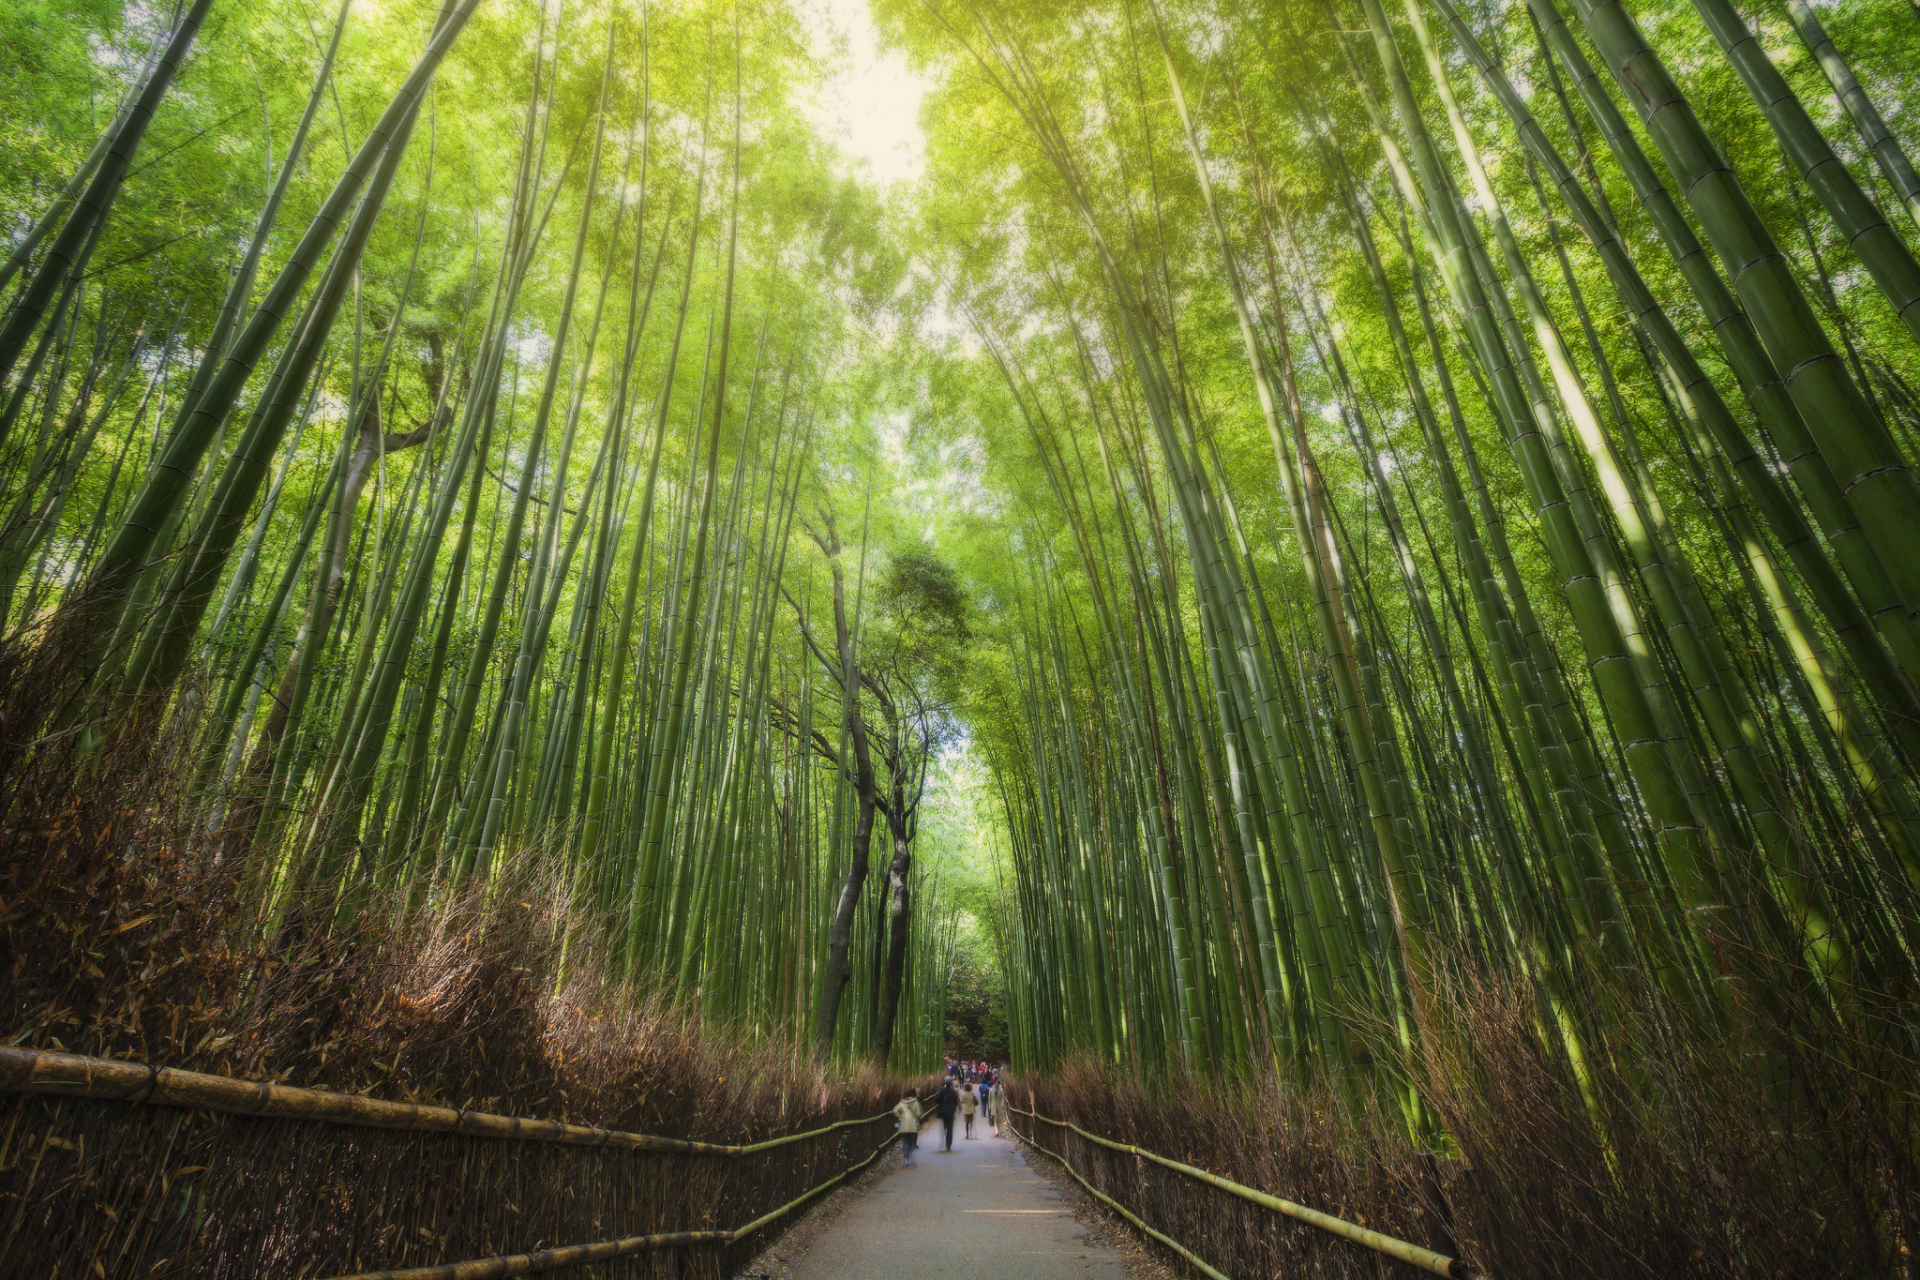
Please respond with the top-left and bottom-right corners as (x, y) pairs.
(893, 1089), (923, 1165)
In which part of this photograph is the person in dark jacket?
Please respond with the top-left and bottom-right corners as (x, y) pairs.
(933, 1078), (962, 1152)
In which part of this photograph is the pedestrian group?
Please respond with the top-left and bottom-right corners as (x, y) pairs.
(893, 1062), (1005, 1166)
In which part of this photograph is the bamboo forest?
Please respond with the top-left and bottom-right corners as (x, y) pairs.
(3, 0), (1920, 1273)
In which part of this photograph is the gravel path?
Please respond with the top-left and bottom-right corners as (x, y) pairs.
(774, 1116), (1132, 1280)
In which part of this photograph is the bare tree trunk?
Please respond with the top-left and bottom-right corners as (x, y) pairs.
(803, 513), (882, 1057)
(817, 792), (877, 1052)
(871, 803), (912, 1065)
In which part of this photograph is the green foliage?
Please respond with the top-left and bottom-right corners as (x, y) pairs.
(940, 935), (1008, 1062)
(870, 544), (969, 700)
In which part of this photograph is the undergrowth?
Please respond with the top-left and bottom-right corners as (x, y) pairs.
(1015, 955), (1919, 1279)
(0, 707), (904, 1277)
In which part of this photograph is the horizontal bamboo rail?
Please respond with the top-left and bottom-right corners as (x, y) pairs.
(0, 1045), (884, 1154)
(1012, 1106), (1478, 1280)
(326, 1126), (900, 1279)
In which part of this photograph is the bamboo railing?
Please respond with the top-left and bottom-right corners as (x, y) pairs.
(0, 1044), (884, 1154)
(0, 1045), (905, 1277)
(1010, 1105), (1478, 1279)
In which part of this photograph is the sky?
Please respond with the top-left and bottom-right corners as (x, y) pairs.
(797, 0), (932, 187)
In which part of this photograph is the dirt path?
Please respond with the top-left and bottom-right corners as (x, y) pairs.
(782, 1115), (1131, 1280)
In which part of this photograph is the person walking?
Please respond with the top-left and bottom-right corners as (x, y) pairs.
(933, 1077), (961, 1152)
(893, 1089), (923, 1166)
(960, 1080), (978, 1138)
(987, 1078), (1004, 1136)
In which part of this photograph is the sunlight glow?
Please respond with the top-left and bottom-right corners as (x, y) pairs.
(798, 0), (931, 186)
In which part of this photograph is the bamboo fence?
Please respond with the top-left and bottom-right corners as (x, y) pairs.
(1009, 1105), (1476, 1279)
(0, 1046), (902, 1278)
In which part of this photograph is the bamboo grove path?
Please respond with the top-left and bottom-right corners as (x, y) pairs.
(787, 1125), (1129, 1280)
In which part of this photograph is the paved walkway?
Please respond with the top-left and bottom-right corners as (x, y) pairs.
(789, 1116), (1129, 1280)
